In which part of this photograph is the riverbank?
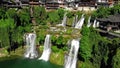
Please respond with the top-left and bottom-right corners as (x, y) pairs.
(0, 45), (81, 68)
(0, 46), (65, 66)
(0, 47), (24, 61)
(0, 48), (8, 58)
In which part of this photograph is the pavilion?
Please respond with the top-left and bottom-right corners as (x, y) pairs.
(97, 14), (120, 31)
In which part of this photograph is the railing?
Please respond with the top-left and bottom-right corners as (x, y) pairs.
(96, 29), (120, 38)
(78, 2), (95, 6)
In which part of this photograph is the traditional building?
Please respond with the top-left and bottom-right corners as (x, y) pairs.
(29, 0), (43, 5)
(45, 0), (65, 9)
(78, 0), (96, 7)
(1, 0), (119, 10)
(20, 0), (29, 4)
(97, 14), (120, 31)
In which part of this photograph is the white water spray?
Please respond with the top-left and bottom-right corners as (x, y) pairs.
(61, 13), (67, 26)
(87, 16), (91, 27)
(64, 39), (80, 68)
(57, 13), (67, 26)
(38, 34), (51, 61)
(75, 14), (85, 29)
(72, 15), (78, 27)
(24, 33), (38, 59)
(96, 21), (100, 27)
(93, 19), (97, 28)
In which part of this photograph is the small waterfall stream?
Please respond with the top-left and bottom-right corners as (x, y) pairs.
(57, 13), (67, 27)
(65, 39), (80, 68)
(75, 14), (85, 29)
(87, 16), (91, 27)
(93, 19), (97, 28)
(24, 33), (38, 59)
(38, 34), (51, 61)
(61, 13), (67, 26)
(96, 21), (100, 27)
(72, 15), (78, 27)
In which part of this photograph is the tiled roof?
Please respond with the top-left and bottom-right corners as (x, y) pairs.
(97, 14), (120, 23)
(20, 0), (29, 2)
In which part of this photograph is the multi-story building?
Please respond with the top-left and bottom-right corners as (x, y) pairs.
(45, 0), (65, 9)
(1, 0), (42, 8)
(97, 14), (120, 31)
(0, 0), (118, 10)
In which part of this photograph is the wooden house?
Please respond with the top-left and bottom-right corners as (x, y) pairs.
(97, 14), (120, 31)
(46, 0), (65, 9)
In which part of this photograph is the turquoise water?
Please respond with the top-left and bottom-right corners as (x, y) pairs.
(0, 58), (63, 68)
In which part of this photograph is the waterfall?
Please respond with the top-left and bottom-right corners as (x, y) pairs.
(64, 39), (80, 68)
(93, 19), (97, 28)
(96, 21), (100, 27)
(57, 13), (67, 27)
(24, 33), (38, 59)
(75, 14), (85, 29)
(72, 15), (78, 27)
(93, 20), (99, 28)
(61, 13), (67, 26)
(87, 16), (91, 27)
(72, 17), (76, 27)
(38, 34), (51, 61)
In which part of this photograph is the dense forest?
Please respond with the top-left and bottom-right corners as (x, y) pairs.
(0, 4), (120, 68)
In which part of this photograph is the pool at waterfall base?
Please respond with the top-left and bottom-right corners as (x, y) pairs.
(0, 58), (63, 68)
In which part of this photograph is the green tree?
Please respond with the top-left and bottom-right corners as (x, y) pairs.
(66, 11), (74, 18)
(17, 8), (30, 26)
(57, 8), (65, 20)
(6, 8), (16, 18)
(0, 7), (7, 19)
(92, 6), (110, 18)
(88, 28), (110, 68)
(110, 4), (120, 14)
(76, 11), (82, 19)
(34, 6), (47, 25)
(110, 38), (120, 68)
(112, 48), (120, 68)
(0, 18), (15, 47)
(47, 11), (60, 24)
(79, 26), (92, 61)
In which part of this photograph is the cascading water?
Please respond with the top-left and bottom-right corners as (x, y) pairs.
(61, 13), (67, 26)
(96, 21), (100, 27)
(57, 13), (67, 26)
(72, 15), (78, 27)
(38, 34), (51, 61)
(72, 17), (76, 27)
(24, 33), (38, 59)
(87, 16), (91, 27)
(75, 14), (85, 29)
(64, 39), (80, 68)
(75, 15), (78, 24)
(93, 19), (97, 28)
